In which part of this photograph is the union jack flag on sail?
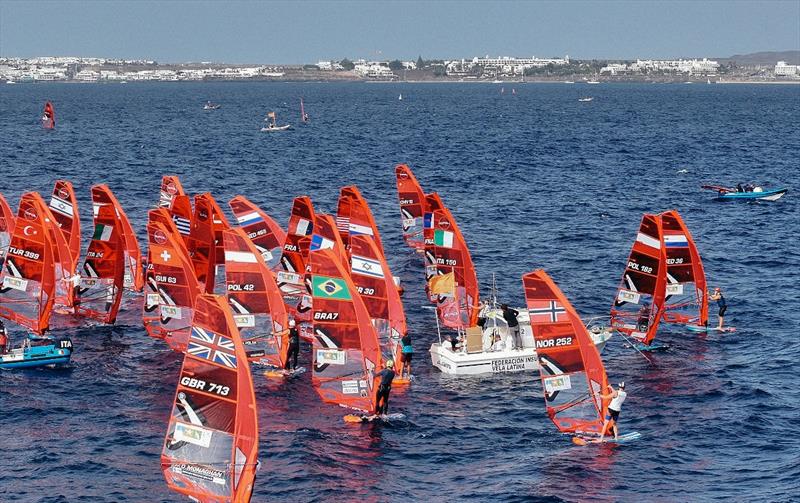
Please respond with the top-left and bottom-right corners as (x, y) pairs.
(187, 326), (237, 368)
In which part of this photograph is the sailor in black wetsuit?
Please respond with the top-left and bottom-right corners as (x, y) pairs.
(372, 360), (395, 418)
(0, 320), (8, 353)
(284, 319), (300, 371)
(709, 287), (727, 330)
(501, 304), (522, 350)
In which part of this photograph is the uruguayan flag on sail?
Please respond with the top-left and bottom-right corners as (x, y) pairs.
(349, 222), (373, 236)
(237, 211), (262, 227)
(173, 216), (191, 235)
(49, 195), (73, 217)
(664, 234), (688, 247)
(351, 255), (384, 278)
(310, 234), (334, 251)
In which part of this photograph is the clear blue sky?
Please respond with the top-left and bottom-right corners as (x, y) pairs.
(1, 0), (798, 63)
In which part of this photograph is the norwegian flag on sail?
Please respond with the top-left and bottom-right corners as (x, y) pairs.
(528, 300), (568, 323)
(187, 326), (237, 368)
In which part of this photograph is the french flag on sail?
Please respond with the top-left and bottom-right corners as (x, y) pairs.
(236, 211), (262, 227)
(310, 234), (334, 251)
(664, 234), (688, 247)
(423, 213), (434, 229)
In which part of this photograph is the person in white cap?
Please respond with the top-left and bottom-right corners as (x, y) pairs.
(283, 319), (300, 371)
(371, 359), (396, 418)
(600, 382), (627, 441)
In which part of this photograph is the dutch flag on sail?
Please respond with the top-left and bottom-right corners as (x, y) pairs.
(348, 222), (373, 236)
(236, 211), (262, 227)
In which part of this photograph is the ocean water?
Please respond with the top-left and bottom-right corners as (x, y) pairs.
(0, 81), (798, 502)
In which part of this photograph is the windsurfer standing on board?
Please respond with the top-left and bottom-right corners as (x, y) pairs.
(399, 334), (413, 380)
(369, 360), (395, 419)
(709, 287), (727, 330)
(284, 319), (300, 372)
(599, 382), (627, 441)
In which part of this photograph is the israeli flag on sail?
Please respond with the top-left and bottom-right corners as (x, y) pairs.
(664, 234), (688, 247)
(636, 232), (660, 250)
(348, 222), (373, 236)
(237, 211), (262, 227)
(49, 195), (73, 217)
(310, 234), (334, 251)
(351, 255), (384, 278)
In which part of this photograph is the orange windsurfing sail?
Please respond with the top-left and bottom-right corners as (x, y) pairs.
(190, 194), (218, 294)
(197, 193), (232, 294)
(159, 175), (186, 209)
(42, 101), (55, 129)
(74, 203), (125, 324)
(0, 193), (56, 334)
(0, 193), (17, 268)
(336, 186), (384, 254)
(659, 210), (708, 327)
(610, 214), (667, 346)
(44, 199), (76, 310)
(422, 192), (445, 298)
(427, 200), (480, 329)
(310, 247), (382, 414)
(276, 196), (315, 320)
(49, 180), (81, 274)
(92, 184), (143, 291)
(223, 227), (290, 367)
(349, 234), (407, 374)
(229, 195), (287, 272)
(523, 269), (608, 435)
(161, 294), (259, 503)
(146, 219), (200, 352)
(395, 164), (427, 251)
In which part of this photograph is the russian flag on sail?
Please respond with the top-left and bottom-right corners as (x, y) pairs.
(236, 211), (262, 227)
(351, 255), (384, 278)
(310, 234), (334, 251)
(348, 222), (373, 236)
(664, 234), (688, 247)
(636, 232), (660, 250)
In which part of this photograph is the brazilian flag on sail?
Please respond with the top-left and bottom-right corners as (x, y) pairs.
(312, 275), (351, 300)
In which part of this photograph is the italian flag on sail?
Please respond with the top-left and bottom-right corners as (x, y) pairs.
(434, 229), (454, 248)
(93, 223), (113, 242)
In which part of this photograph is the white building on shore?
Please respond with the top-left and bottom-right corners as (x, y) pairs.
(774, 61), (799, 77)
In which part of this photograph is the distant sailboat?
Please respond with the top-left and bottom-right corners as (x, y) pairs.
(398, 93), (403, 101)
(300, 97), (309, 123)
(500, 87), (505, 94)
(261, 111), (291, 132)
(512, 88), (516, 95)
(42, 102), (55, 129)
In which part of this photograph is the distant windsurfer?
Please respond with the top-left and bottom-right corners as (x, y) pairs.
(399, 334), (413, 380)
(284, 319), (300, 371)
(0, 320), (8, 353)
(501, 304), (522, 350)
(599, 382), (627, 441)
(370, 360), (395, 419)
(709, 287), (727, 329)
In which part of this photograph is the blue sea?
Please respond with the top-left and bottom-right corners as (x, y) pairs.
(0, 81), (798, 502)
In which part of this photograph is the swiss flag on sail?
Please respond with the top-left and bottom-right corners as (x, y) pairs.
(151, 245), (174, 266)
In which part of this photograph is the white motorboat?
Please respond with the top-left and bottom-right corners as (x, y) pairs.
(429, 306), (612, 376)
(578, 97), (594, 102)
(260, 124), (292, 132)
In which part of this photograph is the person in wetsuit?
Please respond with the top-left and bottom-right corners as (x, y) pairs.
(0, 319), (8, 353)
(709, 287), (727, 330)
(599, 382), (627, 441)
(501, 304), (522, 350)
(372, 360), (396, 417)
(400, 334), (413, 379)
(284, 319), (300, 371)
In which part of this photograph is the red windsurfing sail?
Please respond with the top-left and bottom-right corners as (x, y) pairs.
(310, 248), (382, 414)
(44, 200), (76, 309)
(422, 192), (445, 295)
(659, 210), (708, 327)
(229, 195), (286, 272)
(223, 228), (290, 367)
(74, 203), (125, 324)
(197, 193), (232, 294)
(161, 294), (259, 503)
(610, 214), (667, 346)
(92, 184), (143, 292)
(395, 164), (427, 251)
(428, 201), (480, 329)
(312, 214), (349, 267)
(146, 220), (200, 352)
(349, 234), (407, 373)
(0, 193), (56, 334)
(49, 180), (81, 274)
(159, 175), (186, 209)
(276, 196), (315, 320)
(42, 101), (55, 129)
(523, 269), (608, 435)
(190, 195), (217, 294)
(0, 193), (17, 267)
(336, 186), (384, 254)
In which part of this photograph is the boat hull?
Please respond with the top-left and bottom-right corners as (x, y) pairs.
(261, 125), (292, 132)
(0, 340), (73, 370)
(716, 188), (788, 201)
